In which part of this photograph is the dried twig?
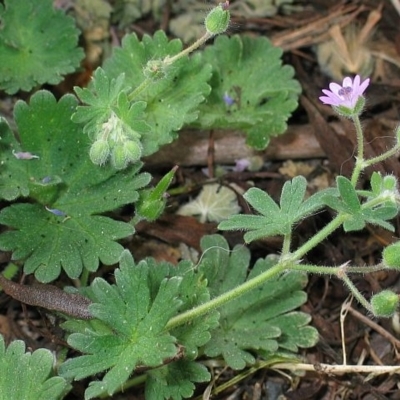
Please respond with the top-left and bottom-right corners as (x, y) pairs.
(271, 4), (365, 51)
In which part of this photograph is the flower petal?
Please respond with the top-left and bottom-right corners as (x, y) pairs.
(322, 89), (342, 103)
(329, 82), (342, 94)
(352, 75), (360, 88)
(319, 96), (337, 106)
(342, 77), (352, 87)
(357, 78), (370, 96)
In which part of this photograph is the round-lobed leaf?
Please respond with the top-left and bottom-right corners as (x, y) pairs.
(0, 0), (84, 93)
(193, 34), (301, 150)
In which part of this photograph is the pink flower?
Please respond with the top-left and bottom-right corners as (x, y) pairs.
(319, 75), (370, 109)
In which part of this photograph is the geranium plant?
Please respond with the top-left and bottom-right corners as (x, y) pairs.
(0, 1), (399, 399)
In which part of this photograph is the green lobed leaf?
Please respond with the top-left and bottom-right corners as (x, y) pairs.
(322, 195), (350, 214)
(0, 336), (70, 400)
(0, 117), (31, 201)
(370, 171), (384, 195)
(0, 90), (150, 281)
(219, 177), (330, 243)
(218, 213), (284, 242)
(0, 204), (135, 282)
(61, 263), (182, 398)
(146, 361), (210, 400)
(279, 176), (307, 215)
(264, 312), (318, 353)
(144, 258), (220, 359)
(0, 0), (84, 94)
(193, 34), (301, 149)
(323, 176), (397, 232)
(102, 30), (212, 156)
(297, 187), (338, 217)
(337, 176), (360, 213)
(72, 69), (129, 137)
(343, 217), (366, 232)
(243, 187), (280, 217)
(60, 250), (218, 399)
(360, 207), (396, 232)
(198, 235), (317, 369)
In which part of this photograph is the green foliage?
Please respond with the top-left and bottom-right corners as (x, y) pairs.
(0, 0), (84, 94)
(193, 34), (301, 149)
(359, 172), (398, 198)
(73, 30), (212, 168)
(59, 250), (218, 399)
(0, 336), (70, 399)
(218, 176), (333, 242)
(146, 361), (210, 400)
(73, 69), (150, 169)
(0, 91), (150, 282)
(58, 235), (317, 398)
(323, 176), (398, 232)
(0, 2), (350, 396)
(104, 31), (211, 150)
(72, 69), (144, 140)
(198, 235), (318, 369)
(136, 166), (178, 221)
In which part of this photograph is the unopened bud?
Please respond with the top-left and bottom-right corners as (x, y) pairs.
(89, 140), (110, 166)
(111, 144), (129, 170)
(136, 166), (178, 221)
(370, 290), (399, 317)
(124, 139), (142, 163)
(333, 96), (366, 119)
(143, 60), (167, 81)
(383, 242), (400, 270)
(205, 1), (230, 36)
(382, 175), (397, 191)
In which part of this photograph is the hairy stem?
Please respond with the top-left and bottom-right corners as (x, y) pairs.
(166, 262), (286, 330)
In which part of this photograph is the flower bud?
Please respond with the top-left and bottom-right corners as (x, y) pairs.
(333, 96), (365, 118)
(124, 139), (142, 163)
(143, 60), (167, 81)
(89, 139), (110, 166)
(382, 242), (400, 270)
(370, 290), (399, 317)
(205, 1), (230, 36)
(382, 175), (397, 191)
(136, 166), (178, 221)
(111, 144), (129, 170)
